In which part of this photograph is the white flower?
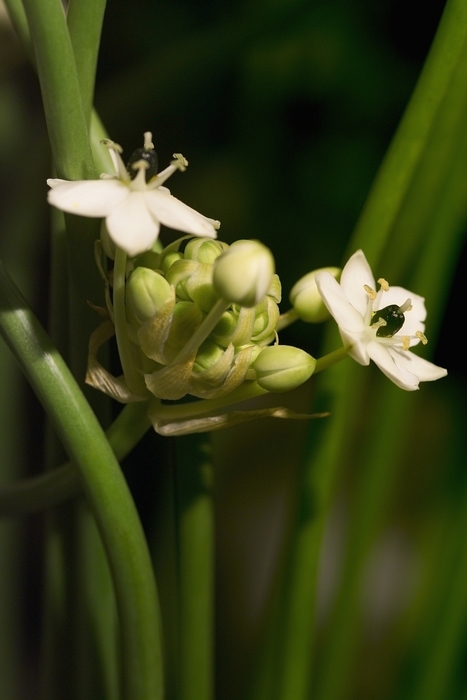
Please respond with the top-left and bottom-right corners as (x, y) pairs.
(47, 132), (220, 257)
(315, 250), (447, 390)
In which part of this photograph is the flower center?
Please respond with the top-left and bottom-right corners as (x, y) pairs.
(126, 133), (158, 183)
(370, 303), (408, 338)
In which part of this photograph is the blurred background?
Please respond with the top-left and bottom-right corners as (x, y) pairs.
(1, 0), (466, 698)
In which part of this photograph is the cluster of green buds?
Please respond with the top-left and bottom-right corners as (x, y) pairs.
(86, 236), (318, 434)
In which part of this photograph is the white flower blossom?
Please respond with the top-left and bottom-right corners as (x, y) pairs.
(47, 132), (220, 257)
(315, 250), (447, 390)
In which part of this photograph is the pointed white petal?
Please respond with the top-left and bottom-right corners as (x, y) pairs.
(315, 271), (366, 333)
(47, 179), (129, 217)
(144, 189), (218, 238)
(367, 341), (420, 390)
(340, 250), (375, 316)
(106, 192), (160, 256)
(387, 347), (447, 382)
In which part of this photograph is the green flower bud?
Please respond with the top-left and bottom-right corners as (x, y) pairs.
(184, 263), (220, 312)
(126, 267), (172, 323)
(165, 259), (199, 301)
(268, 274), (282, 304)
(193, 339), (225, 373)
(290, 267), (340, 323)
(213, 239), (275, 307)
(251, 296), (280, 344)
(160, 250), (184, 274)
(252, 345), (316, 392)
(184, 238), (229, 264)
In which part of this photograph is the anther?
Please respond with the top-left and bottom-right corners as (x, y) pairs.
(171, 153), (188, 172)
(100, 138), (123, 154)
(402, 336), (410, 350)
(416, 331), (428, 345)
(364, 284), (377, 300)
(371, 318), (387, 331)
(131, 159), (149, 171)
(377, 278), (389, 292)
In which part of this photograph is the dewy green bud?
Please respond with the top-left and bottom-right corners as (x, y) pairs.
(126, 267), (172, 323)
(184, 237), (229, 264)
(213, 239), (275, 307)
(290, 267), (340, 323)
(252, 345), (316, 392)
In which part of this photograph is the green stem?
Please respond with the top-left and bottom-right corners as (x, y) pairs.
(22, 0), (95, 181)
(170, 297), (230, 366)
(276, 309), (299, 331)
(175, 433), (215, 700)
(0, 402), (151, 517)
(314, 346), (349, 374)
(67, 0), (107, 126)
(0, 259), (163, 700)
(151, 380), (269, 422)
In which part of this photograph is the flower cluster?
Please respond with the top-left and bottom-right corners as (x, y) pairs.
(85, 234), (316, 434)
(46, 133), (447, 433)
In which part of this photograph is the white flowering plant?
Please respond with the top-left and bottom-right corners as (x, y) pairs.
(0, 2), (463, 700)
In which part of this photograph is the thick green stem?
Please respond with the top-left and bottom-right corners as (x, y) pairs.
(175, 433), (215, 700)
(0, 260), (163, 700)
(67, 0), (107, 126)
(0, 402), (151, 517)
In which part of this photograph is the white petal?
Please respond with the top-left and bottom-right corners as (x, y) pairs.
(387, 347), (447, 382)
(367, 341), (420, 390)
(144, 189), (218, 238)
(339, 328), (370, 365)
(47, 178), (67, 188)
(47, 179), (129, 217)
(315, 271), (366, 333)
(106, 192), (160, 256)
(340, 250), (375, 317)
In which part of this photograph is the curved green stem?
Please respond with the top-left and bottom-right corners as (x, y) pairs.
(0, 259), (163, 700)
(276, 309), (299, 331)
(0, 402), (151, 517)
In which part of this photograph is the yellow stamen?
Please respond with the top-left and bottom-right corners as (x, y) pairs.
(371, 317), (387, 330)
(171, 153), (188, 172)
(416, 330), (428, 345)
(364, 284), (377, 300)
(100, 138), (123, 154)
(377, 277), (389, 291)
(402, 336), (410, 350)
(131, 159), (149, 171)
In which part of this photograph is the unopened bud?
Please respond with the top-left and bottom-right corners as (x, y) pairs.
(126, 267), (172, 323)
(184, 238), (229, 264)
(213, 239), (275, 307)
(290, 267), (340, 322)
(252, 345), (316, 392)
